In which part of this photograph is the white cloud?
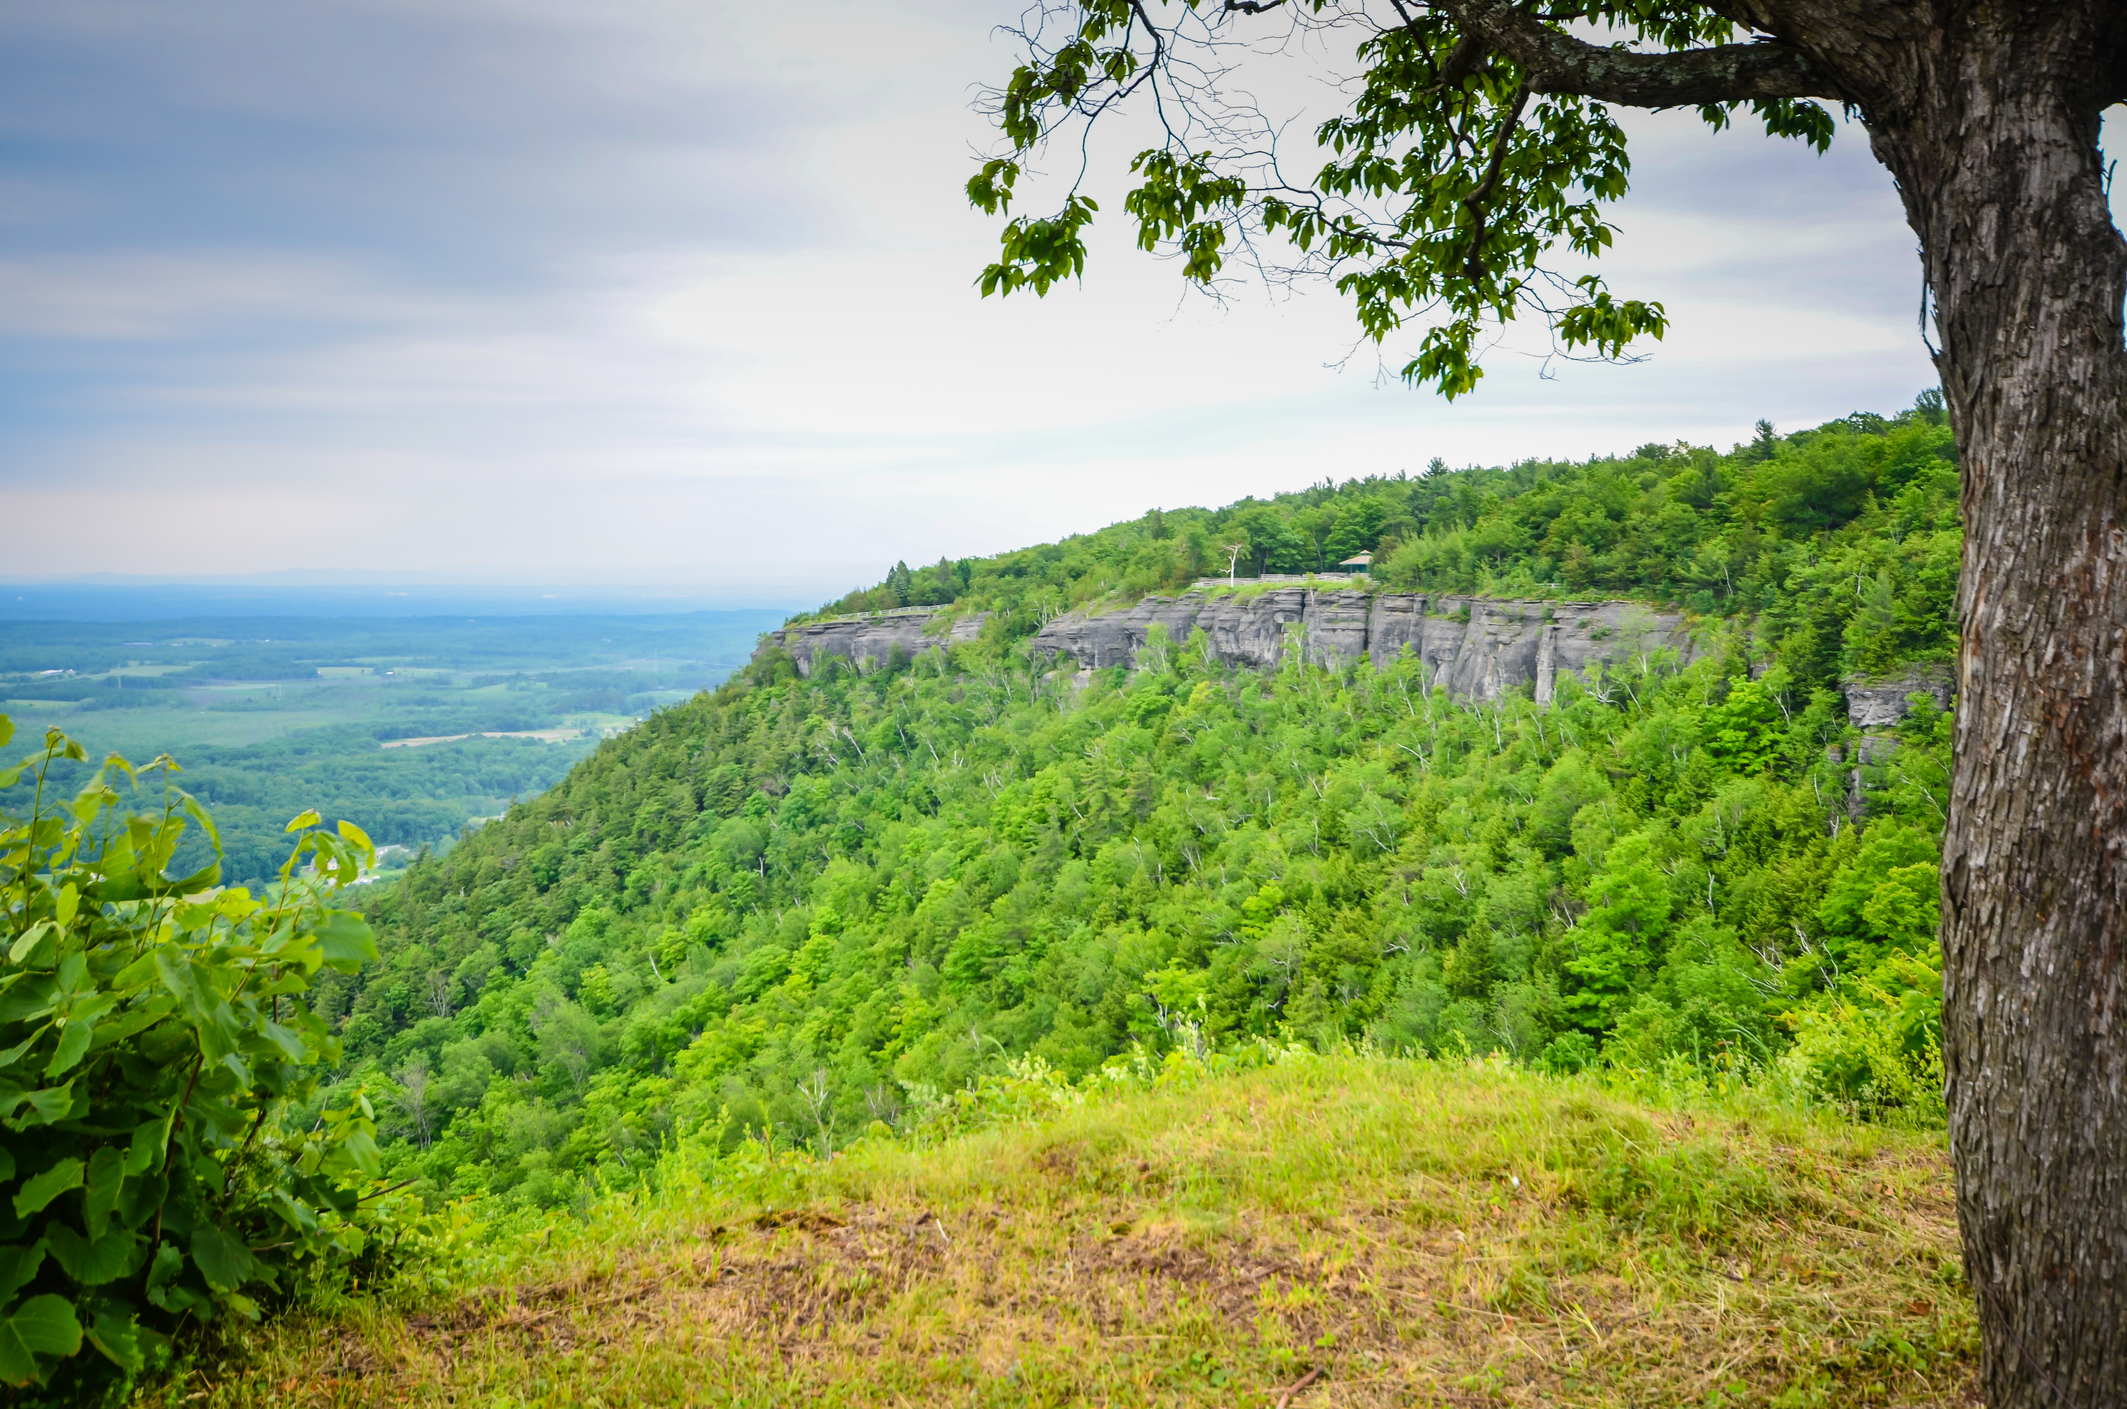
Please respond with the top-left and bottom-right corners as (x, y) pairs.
(0, 1), (1952, 586)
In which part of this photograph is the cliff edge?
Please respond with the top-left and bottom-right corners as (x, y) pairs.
(1030, 587), (1700, 703)
(763, 607), (986, 677)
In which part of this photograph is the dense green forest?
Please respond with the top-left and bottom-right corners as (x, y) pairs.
(332, 399), (1958, 1210)
(164, 730), (581, 887)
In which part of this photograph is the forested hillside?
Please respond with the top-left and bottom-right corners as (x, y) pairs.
(334, 398), (1959, 1209)
(809, 395), (1956, 689)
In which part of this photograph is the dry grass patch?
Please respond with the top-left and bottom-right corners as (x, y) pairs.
(192, 1057), (1976, 1408)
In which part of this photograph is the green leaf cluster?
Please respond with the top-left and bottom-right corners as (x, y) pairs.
(0, 721), (397, 1396)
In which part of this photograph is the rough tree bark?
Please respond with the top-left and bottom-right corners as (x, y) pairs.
(1462, 6), (2127, 1399)
(1859, 10), (2127, 1404)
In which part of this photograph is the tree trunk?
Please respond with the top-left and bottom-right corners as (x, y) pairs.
(1863, 9), (2127, 1403)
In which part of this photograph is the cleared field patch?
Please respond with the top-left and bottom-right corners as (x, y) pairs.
(381, 728), (586, 748)
(201, 1058), (1975, 1409)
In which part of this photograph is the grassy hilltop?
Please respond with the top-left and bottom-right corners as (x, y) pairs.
(208, 1055), (1971, 1407)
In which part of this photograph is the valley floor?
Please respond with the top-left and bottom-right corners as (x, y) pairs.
(198, 1057), (1974, 1408)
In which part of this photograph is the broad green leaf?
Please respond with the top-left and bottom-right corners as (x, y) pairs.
(0, 1293), (81, 1384)
(58, 989), (109, 1027)
(257, 1019), (307, 1064)
(162, 861), (221, 893)
(81, 871), (149, 905)
(45, 1224), (139, 1286)
(328, 1128), (382, 1181)
(110, 951), (159, 994)
(189, 1225), (253, 1292)
(314, 911), (379, 973)
(144, 1279), (205, 1317)
(213, 889), (260, 922)
(53, 949), (86, 997)
(45, 1020), (92, 1078)
(144, 1242), (182, 1293)
(7, 1082), (74, 1129)
(254, 971), (312, 998)
(12, 1158), (81, 1218)
(0, 975), (56, 1025)
(180, 792), (221, 857)
(125, 1116), (170, 1177)
(7, 922), (56, 969)
(218, 1049), (255, 1089)
(284, 809), (322, 833)
(138, 816), (182, 877)
(0, 717), (12, 749)
(117, 1170), (166, 1231)
(90, 817), (136, 880)
(86, 999), (170, 1050)
(150, 947), (204, 1010)
(270, 1189), (318, 1233)
(66, 784), (106, 826)
(0, 1034), (39, 1074)
(0, 717), (384, 1370)
(83, 1146), (123, 1229)
(87, 1307), (144, 1373)
(0, 1244), (43, 1302)
(311, 837), (362, 889)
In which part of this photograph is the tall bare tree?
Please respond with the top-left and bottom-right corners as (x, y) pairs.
(968, 5), (2127, 1401)
(394, 1057), (434, 1152)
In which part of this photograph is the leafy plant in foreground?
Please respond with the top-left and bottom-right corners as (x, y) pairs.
(0, 716), (391, 1396)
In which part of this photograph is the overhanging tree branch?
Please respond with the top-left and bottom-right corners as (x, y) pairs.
(1462, 82), (1530, 278)
(1438, 0), (1842, 105)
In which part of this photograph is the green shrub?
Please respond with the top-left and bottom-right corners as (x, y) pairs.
(0, 717), (393, 1397)
(1777, 947), (1946, 1124)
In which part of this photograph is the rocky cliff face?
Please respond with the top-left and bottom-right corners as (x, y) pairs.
(1841, 665), (1954, 729)
(1029, 588), (1700, 703)
(764, 608), (986, 677)
(1835, 665), (1955, 816)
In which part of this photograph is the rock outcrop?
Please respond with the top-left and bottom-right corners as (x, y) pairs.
(763, 608), (986, 677)
(1030, 588), (1699, 703)
(1836, 665), (1955, 816)
(1841, 665), (1954, 729)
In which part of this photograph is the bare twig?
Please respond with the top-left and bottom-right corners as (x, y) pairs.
(1274, 1366), (1324, 1407)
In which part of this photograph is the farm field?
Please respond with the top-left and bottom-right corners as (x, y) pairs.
(0, 607), (786, 887)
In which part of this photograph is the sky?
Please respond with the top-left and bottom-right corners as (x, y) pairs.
(0, 1), (2008, 604)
